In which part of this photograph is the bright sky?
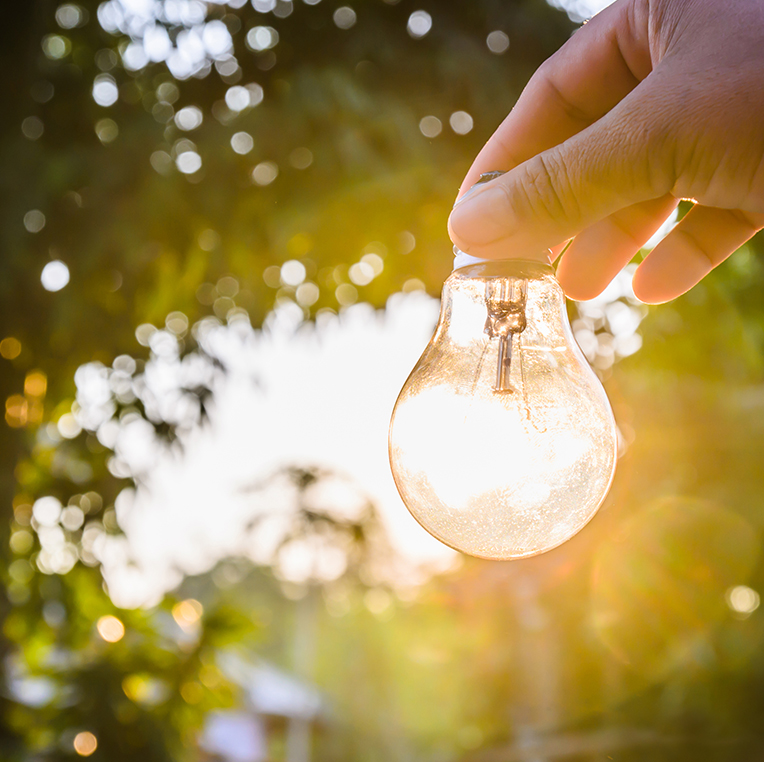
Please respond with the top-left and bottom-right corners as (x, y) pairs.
(548, 0), (617, 23)
(66, 248), (648, 609)
(91, 293), (457, 608)
(75, 0), (631, 609)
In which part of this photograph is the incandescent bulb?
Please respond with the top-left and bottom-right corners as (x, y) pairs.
(389, 258), (617, 560)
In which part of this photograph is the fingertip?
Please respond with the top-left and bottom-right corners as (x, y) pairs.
(633, 238), (714, 304)
(447, 187), (511, 251)
(447, 200), (476, 253)
(634, 204), (764, 304)
(446, 211), (465, 252)
(631, 264), (678, 304)
(557, 276), (607, 302)
(449, 192), (558, 264)
(561, 285), (606, 302)
(556, 249), (609, 301)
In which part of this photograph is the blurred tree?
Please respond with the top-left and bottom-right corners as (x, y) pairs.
(1, 0), (573, 755)
(4, 0), (764, 760)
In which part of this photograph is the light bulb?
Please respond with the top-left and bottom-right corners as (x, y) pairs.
(389, 258), (617, 560)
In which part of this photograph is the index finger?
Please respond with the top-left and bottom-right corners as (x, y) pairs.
(458, 0), (652, 198)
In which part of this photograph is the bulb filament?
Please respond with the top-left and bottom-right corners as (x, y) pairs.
(484, 278), (528, 392)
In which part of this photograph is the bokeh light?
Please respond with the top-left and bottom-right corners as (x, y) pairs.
(30, 80), (54, 103)
(122, 674), (168, 707)
(21, 116), (44, 140)
(92, 74), (118, 106)
(57, 413), (82, 439)
(419, 115), (442, 138)
(23, 210), (45, 233)
(252, 161), (278, 185)
(296, 282), (320, 306)
(56, 4), (86, 30)
(726, 585), (760, 616)
(5, 396), (27, 428)
(333, 7), (357, 29)
(407, 11), (432, 38)
(150, 150), (173, 174)
(95, 118), (118, 143)
(0, 337), (21, 360)
(280, 260), (306, 286)
(288, 146), (313, 169)
(33, 497), (61, 526)
(225, 85), (249, 111)
(73, 731), (98, 757)
(24, 371), (46, 398)
(176, 150), (202, 174)
(96, 615), (125, 643)
(246, 26), (279, 51)
(95, 48), (117, 71)
(486, 30), (510, 54)
(449, 111), (474, 135)
(42, 34), (70, 59)
(40, 261), (70, 292)
(172, 598), (204, 629)
(231, 131), (254, 154)
(175, 105), (203, 131)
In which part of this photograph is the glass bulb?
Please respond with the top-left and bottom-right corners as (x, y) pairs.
(389, 259), (617, 560)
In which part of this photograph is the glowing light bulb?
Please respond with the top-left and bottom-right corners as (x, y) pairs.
(389, 258), (617, 559)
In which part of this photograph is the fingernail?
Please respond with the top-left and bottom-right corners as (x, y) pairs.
(449, 186), (511, 247)
(452, 171), (507, 208)
(453, 184), (480, 208)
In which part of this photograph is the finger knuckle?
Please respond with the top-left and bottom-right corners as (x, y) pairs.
(610, 91), (678, 195)
(515, 151), (580, 224)
(675, 227), (719, 267)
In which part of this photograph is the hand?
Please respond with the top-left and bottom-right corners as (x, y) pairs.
(448, 0), (764, 303)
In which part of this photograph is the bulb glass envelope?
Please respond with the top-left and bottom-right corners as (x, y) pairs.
(389, 260), (617, 559)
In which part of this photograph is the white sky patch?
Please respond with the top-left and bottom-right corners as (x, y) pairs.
(84, 294), (455, 607)
(644, 207), (680, 250)
(97, 0), (232, 79)
(547, 0), (616, 22)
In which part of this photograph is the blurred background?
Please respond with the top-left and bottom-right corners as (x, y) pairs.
(3, 0), (764, 760)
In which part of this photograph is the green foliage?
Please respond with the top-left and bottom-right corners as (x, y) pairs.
(5, 565), (253, 761)
(3, 0), (764, 760)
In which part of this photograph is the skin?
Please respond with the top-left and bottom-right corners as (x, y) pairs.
(447, 0), (764, 303)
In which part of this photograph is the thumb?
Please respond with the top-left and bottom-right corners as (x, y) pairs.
(448, 81), (674, 260)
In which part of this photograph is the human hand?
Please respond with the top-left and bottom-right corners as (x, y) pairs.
(448, 0), (764, 303)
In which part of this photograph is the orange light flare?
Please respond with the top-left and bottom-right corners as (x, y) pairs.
(172, 598), (203, 631)
(96, 615), (125, 643)
(73, 731), (97, 757)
